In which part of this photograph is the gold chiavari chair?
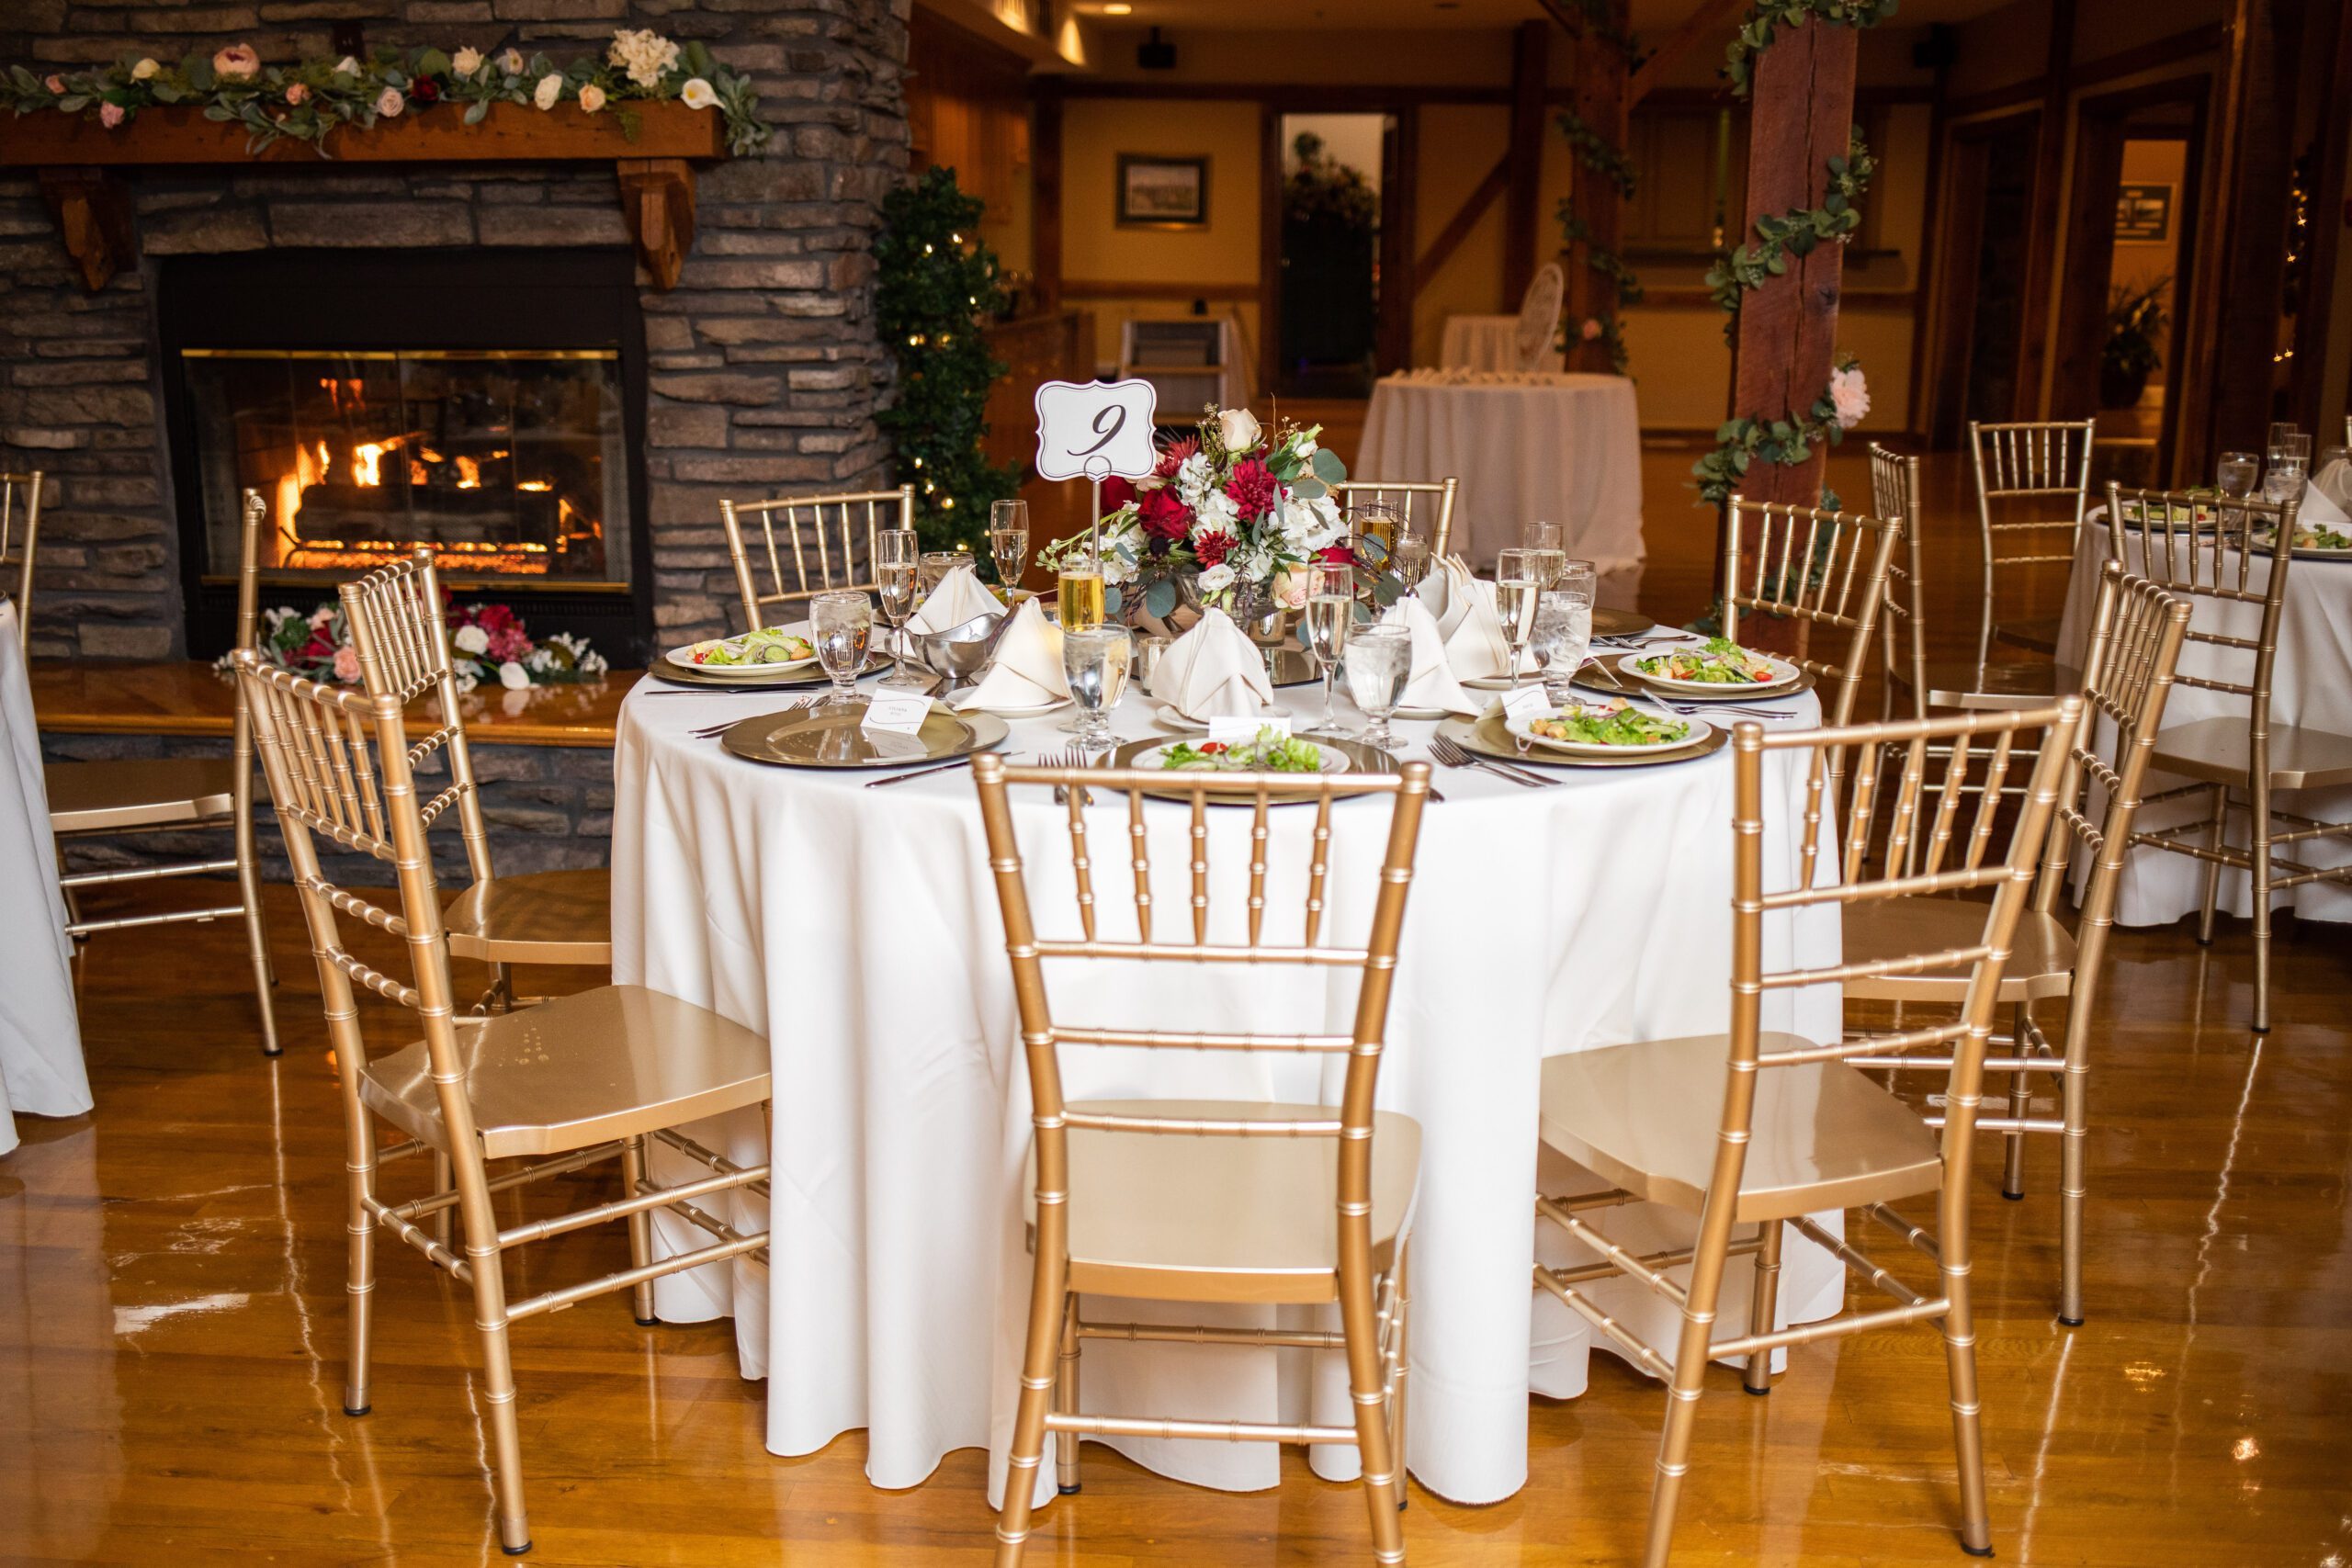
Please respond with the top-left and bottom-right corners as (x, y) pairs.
(1331, 477), (1458, 562)
(1970, 418), (2096, 656)
(45, 489), (278, 1055)
(972, 754), (1433, 1567)
(1845, 563), (2190, 1323)
(2, 468), (40, 644)
(1533, 697), (2080, 1565)
(2106, 484), (2352, 1033)
(340, 549), (612, 1015)
(235, 649), (774, 1555)
(718, 482), (915, 634)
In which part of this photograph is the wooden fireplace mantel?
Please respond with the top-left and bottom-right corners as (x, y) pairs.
(0, 101), (727, 291)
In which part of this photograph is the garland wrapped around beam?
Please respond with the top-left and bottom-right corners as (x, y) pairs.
(1551, 0), (1647, 377)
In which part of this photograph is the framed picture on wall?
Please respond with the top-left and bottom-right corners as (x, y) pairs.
(1117, 155), (1211, 229)
(2114, 183), (2173, 244)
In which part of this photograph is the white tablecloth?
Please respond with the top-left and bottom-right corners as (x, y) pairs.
(2055, 525), (2352, 924)
(610, 650), (1844, 1507)
(0, 604), (88, 1158)
(1439, 315), (1565, 375)
(1356, 373), (1644, 576)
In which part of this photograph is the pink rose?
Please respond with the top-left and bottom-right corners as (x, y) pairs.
(331, 643), (362, 683)
(285, 82), (307, 105)
(211, 44), (260, 81)
(1829, 365), (1871, 430)
(99, 102), (124, 129)
(375, 86), (404, 118)
(44, 75), (63, 94)
(1580, 317), (1603, 342)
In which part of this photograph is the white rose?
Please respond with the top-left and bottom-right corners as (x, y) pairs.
(451, 46), (483, 77)
(680, 76), (717, 110)
(452, 624), (490, 655)
(533, 73), (562, 110)
(498, 660), (530, 690)
(1195, 563), (1237, 596)
(577, 83), (606, 115)
(1829, 365), (1871, 430)
(130, 57), (159, 80)
(1216, 408), (1261, 452)
(1295, 435), (1317, 460)
(334, 55), (359, 75)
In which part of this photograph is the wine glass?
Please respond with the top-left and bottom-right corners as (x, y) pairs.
(1301, 559), (1355, 738)
(1391, 534), (1431, 596)
(989, 499), (1029, 595)
(1343, 623), (1412, 752)
(1061, 625), (1130, 753)
(1493, 547), (1543, 691)
(809, 589), (872, 708)
(921, 550), (962, 593)
(1522, 520), (1564, 553)
(874, 529), (925, 689)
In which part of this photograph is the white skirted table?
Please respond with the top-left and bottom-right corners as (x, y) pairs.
(1356, 371), (1644, 575)
(610, 651), (1844, 1508)
(1438, 315), (1565, 375)
(0, 604), (89, 1158)
(2055, 525), (2352, 925)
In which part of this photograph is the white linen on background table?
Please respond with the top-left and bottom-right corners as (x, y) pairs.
(0, 604), (88, 1158)
(1438, 315), (1565, 375)
(2055, 525), (2352, 924)
(610, 658), (1843, 1507)
(1355, 373), (1644, 577)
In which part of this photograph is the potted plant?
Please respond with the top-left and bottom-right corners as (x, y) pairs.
(2100, 276), (2170, 411)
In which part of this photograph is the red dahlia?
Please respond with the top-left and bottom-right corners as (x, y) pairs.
(1224, 458), (1279, 520)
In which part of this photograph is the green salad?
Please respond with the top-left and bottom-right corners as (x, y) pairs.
(1158, 728), (1326, 773)
(690, 626), (813, 667)
(1529, 700), (1690, 748)
(1634, 636), (1779, 686)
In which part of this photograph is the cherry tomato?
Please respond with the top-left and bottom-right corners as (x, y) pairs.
(1199, 741), (1227, 754)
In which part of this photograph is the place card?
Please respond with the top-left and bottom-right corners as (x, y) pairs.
(860, 694), (933, 736)
(1208, 712), (1289, 746)
(1498, 683), (1552, 723)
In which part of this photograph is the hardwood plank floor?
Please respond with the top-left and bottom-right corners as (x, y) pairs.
(5, 452), (2348, 1566)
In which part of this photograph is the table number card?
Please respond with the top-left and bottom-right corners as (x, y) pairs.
(860, 694), (933, 736)
(1033, 379), (1159, 482)
(1498, 683), (1552, 723)
(1208, 713), (1290, 746)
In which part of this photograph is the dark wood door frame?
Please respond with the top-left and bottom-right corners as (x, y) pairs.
(1259, 98), (1419, 400)
(1919, 108), (2038, 447)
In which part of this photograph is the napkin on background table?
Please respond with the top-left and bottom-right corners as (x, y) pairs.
(951, 596), (1069, 711)
(1442, 575), (1537, 682)
(1148, 606), (1274, 720)
(909, 562), (1001, 636)
(1424, 552), (1480, 640)
(2303, 463), (2352, 525)
(1379, 596), (1477, 716)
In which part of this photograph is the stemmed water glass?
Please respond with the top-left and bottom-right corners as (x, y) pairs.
(2265, 432), (2311, 505)
(2216, 452), (2260, 500)
(1391, 534), (1431, 595)
(1344, 623), (1411, 753)
(1302, 559), (1354, 738)
(1493, 547), (1543, 690)
(1061, 624), (1131, 754)
(809, 589), (873, 708)
(874, 528), (924, 688)
(1532, 561), (1595, 703)
(989, 500), (1029, 596)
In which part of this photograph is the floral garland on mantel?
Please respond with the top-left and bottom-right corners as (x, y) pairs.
(0, 29), (769, 158)
(220, 593), (607, 696)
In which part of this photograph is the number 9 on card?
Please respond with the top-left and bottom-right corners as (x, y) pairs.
(1032, 378), (1159, 481)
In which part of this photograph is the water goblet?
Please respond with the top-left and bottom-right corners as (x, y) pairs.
(921, 550), (962, 593)
(874, 529), (926, 689)
(1531, 588), (1593, 706)
(1493, 547), (1543, 690)
(1134, 633), (1171, 689)
(1391, 535), (1431, 596)
(2216, 452), (2260, 500)
(809, 589), (873, 708)
(1062, 625), (1131, 754)
(1302, 559), (1355, 738)
(989, 499), (1029, 594)
(1344, 623), (1412, 753)
(2264, 433), (2310, 505)
(1521, 520), (1564, 555)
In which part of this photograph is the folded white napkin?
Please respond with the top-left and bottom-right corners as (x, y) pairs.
(909, 562), (1001, 636)
(1148, 606), (1273, 720)
(952, 596), (1069, 711)
(1425, 552), (1479, 640)
(1442, 575), (1537, 681)
(2303, 465), (2352, 525)
(1379, 596), (1476, 715)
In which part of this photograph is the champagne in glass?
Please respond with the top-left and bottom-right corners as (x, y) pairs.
(1343, 624), (1412, 752)
(1302, 561), (1355, 737)
(989, 499), (1029, 594)
(1493, 547), (1542, 688)
(1061, 625), (1130, 753)
(1349, 502), (1402, 575)
(1057, 559), (1106, 630)
(809, 589), (873, 708)
(874, 528), (924, 689)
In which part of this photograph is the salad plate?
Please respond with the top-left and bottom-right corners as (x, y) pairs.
(1436, 711), (1727, 771)
(719, 699), (1009, 770)
(1618, 637), (1802, 695)
(657, 649), (889, 688)
(666, 626), (818, 677)
(2254, 521), (2352, 560)
(1107, 728), (1395, 803)
(1507, 699), (1710, 757)
(1151, 702), (1283, 733)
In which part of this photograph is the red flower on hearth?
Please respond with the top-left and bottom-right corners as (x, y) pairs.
(488, 626), (533, 663)
(409, 76), (440, 103)
(1136, 487), (1193, 542)
(1101, 475), (1136, 511)
(474, 604), (520, 634)
(1224, 458), (1278, 521)
(1193, 528), (1233, 567)
(1152, 437), (1198, 480)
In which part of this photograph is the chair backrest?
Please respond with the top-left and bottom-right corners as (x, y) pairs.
(1720, 494), (1900, 729)
(1516, 262), (1566, 370)
(337, 549), (496, 887)
(1867, 444), (1926, 720)
(1969, 419), (2094, 615)
(970, 757), (1432, 1282)
(1, 469), (42, 649)
(2102, 483), (2297, 743)
(718, 483), (915, 634)
(1331, 478), (1458, 562)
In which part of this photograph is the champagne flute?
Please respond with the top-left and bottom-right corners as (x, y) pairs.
(1057, 544), (1106, 631)
(1061, 625), (1130, 754)
(989, 499), (1029, 596)
(874, 528), (924, 689)
(1302, 559), (1354, 738)
(1343, 623), (1412, 753)
(1493, 547), (1543, 691)
(809, 589), (872, 708)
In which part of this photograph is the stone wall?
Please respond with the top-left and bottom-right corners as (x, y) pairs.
(0, 0), (910, 660)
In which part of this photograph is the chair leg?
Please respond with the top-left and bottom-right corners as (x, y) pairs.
(487, 962), (515, 1016)
(994, 1249), (1068, 1567)
(1340, 1251), (1406, 1565)
(1742, 1222), (1784, 1395)
(433, 1151), (454, 1253)
(620, 1135), (658, 1326)
(234, 850), (280, 1057)
(2001, 1004), (2031, 1201)
(2058, 1031), (2089, 1326)
(1390, 1238), (1413, 1508)
(1053, 1292), (1081, 1494)
(2249, 778), (2273, 1033)
(1939, 1239), (1995, 1556)
(1641, 1277), (1723, 1568)
(458, 1178), (532, 1554)
(2195, 785), (2227, 945)
(344, 1116), (379, 1418)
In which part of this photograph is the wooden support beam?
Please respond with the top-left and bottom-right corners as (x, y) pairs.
(2287, 0), (2349, 439)
(1415, 155), (1510, 289)
(616, 159), (695, 292)
(2008, 0), (2076, 419)
(1628, 0), (1748, 107)
(1032, 81), (1063, 313)
(1561, 0), (1630, 373)
(37, 168), (133, 293)
(1505, 19), (1551, 306)
(1374, 106), (1420, 376)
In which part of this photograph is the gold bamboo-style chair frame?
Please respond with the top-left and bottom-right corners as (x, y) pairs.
(1970, 418), (2096, 656)
(236, 650), (775, 1555)
(1846, 563), (2190, 1323)
(1532, 698), (2080, 1565)
(718, 482), (915, 634)
(45, 488), (278, 1055)
(972, 755), (1433, 1567)
(2, 468), (40, 644)
(1332, 477), (1458, 563)
(2104, 484), (2352, 1032)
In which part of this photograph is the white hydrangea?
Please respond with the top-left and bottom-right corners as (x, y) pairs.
(1196, 563), (1237, 595)
(1193, 488), (1238, 531)
(1098, 520), (1144, 585)
(1173, 452), (1214, 509)
(607, 28), (680, 90)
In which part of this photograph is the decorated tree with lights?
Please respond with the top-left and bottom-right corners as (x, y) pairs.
(875, 166), (1023, 551)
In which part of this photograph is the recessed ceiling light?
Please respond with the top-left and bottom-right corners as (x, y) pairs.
(1103, 2), (1133, 12)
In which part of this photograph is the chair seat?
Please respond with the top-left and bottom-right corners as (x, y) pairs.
(358, 984), (771, 1161)
(1841, 898), (2075, 1003)
(442, 868), (613, 964)
(1538, 1036), (1943, 1223)
(2150, 717), (2352, 791)
(1894, 658), (2069, 711)
(1993, 615), (2064, 655)
(1031, 1100), (1421, 1304)
(46, 757), (236, 832)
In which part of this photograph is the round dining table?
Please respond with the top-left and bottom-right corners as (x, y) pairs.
(611, 644), (1844, 1508)
(0, 603), (88, 1158)
(2054, 521), (2352, 925)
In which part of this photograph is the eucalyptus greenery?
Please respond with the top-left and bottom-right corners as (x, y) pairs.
(1551, 0), (1645, 380)
(1703, 129), (1874, 340)
(875, 166), (1023, 553)
(1723, 0), (1900, 98)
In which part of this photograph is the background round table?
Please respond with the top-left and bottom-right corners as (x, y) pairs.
(0, 603), (87, 1158)
(612, 652), (1842, 1508)
(2055, 524), (2351, 924)
(1356, 371), (1643, 575)
(1437, 315), (1565, 374)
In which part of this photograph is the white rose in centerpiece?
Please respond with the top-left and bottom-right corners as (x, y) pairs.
(577, 83), (606, 115)
(453, 624), (490, 655)
(499, 48), (525, 74)
(452, 46), (484, 78)
(1216, 407), (1261, 453)
(533, 73), (563, 110)
(680, 76), (717, 110)
(607, 28), (680, 90)
(1272, 567), (1310, 609)
(1196, 563), (1237, 596)
(1829, 364), (1870, 430)
(130, 58), (159, 81)
(498, 660), (530, 690)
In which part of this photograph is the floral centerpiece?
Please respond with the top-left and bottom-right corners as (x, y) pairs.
(226, 593), (606, 695)
(1036, 405), (1351, 623)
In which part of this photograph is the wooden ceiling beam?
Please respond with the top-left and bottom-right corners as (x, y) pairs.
(1628, 0), (1749, 107)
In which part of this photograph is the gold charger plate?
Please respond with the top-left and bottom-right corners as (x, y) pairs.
(1436, 712), (1728, 770)
(1591, 607), (1655, 639)
(1106, 733), (1396, 804)
(656, 650), (891, 689)
(719, 699), (1009, 769)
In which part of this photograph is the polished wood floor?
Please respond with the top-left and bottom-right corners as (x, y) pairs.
(6, 448), (2349, 1566)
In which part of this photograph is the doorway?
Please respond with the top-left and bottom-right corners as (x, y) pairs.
(1277, 113), (1385, 399)
(1924, 113), (2040, 446)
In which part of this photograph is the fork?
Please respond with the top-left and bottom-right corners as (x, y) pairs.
(1657, 700), (1802, 721)
(1429, 733), (1554, 787)
(691, 694), (819, 738)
